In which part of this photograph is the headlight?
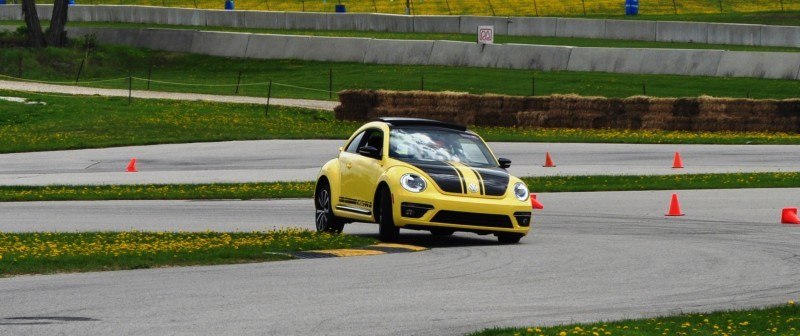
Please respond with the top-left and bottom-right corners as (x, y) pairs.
(400, 173), (427, 193)
(513, 182), (529, 202)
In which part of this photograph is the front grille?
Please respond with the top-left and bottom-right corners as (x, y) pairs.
(431, 210), (513, 228)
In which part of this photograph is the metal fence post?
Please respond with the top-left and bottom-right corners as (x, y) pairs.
(147, 64), (152, 90)
(235, 70), (242, 94)
(75, 59), (85, 84)
(265, 80), (272, 117)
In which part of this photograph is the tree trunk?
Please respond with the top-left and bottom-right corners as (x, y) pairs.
(21, 0), (46, 48)
(47, 0), (70, 47)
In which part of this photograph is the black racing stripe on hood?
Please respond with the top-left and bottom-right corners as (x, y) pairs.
(445, 162), (468, 194)
(466, 167), (485, 195)
(409, 161), (464, 194)
(473, 167), (510, 196)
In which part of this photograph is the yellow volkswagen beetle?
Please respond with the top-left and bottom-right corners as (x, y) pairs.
(314, 118), (532, 243)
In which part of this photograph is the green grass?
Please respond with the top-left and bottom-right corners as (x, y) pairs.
(471, 302), (799, 336)
(21, 0), (800, 20)
(522, 172), (800, 192)
(6, 20), (800, 52)
(0, 90), (357, 153)
(3, 41), (800, 103)
(3, 173), (800, 202)
(593, 10), (800, 26)
(4, 90), (800, 154)
(0, 229), (377, 276)
(0, 182), (317, 201)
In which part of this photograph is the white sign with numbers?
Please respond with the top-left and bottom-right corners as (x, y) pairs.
(477, 25), (494, 44)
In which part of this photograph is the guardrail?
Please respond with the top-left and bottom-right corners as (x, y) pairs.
(1, 5), (798, 47)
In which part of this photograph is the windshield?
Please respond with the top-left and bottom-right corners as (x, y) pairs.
(389, 127), (498, 168)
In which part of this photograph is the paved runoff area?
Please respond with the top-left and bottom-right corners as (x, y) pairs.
(1, 140), (799, 185)
(1, 188), (799, 335)
(2, 140), (800, 335)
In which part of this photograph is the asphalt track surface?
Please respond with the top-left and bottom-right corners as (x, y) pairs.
(2, 140), (800, 185)
(2, 188), (800, 335)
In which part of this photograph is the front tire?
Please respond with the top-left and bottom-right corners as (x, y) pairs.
(430, 229), (455, 236)
(496, 233), (523, 244)
(378, 188), (399, 242)
(315, 183), (344, 234)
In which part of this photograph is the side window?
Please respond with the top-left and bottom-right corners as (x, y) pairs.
(345, 132), (365, 153)
(362, 129), (384, 155)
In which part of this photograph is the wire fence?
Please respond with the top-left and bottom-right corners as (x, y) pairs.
(23, 0), (800, 16)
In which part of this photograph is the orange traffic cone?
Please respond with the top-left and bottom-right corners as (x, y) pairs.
(665, 193), (684, 216)
(781, 207), (800, 225)
(672, 152), (684, 169)
(530, 194), (544, 210)
(543, 152), (556, 167)
(126, 158), (138, 173)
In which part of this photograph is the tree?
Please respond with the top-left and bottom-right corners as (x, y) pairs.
(47, 0), (69, 47)
(21, 0), (70, 48)
(21, 0), (45, 47)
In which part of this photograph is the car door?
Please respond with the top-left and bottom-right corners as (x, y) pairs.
(338, 128), (385, 216)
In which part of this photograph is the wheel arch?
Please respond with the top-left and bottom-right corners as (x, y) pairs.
(372, 181), (391, 223)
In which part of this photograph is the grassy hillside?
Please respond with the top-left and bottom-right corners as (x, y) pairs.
(29, 0), (800, 17)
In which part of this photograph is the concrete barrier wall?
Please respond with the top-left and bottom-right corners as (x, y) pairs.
(3, 4), (800, 47)
(63, 27), (800, 80)
(508, 17), (557, 36)
(655, 21), (708, 43)
(707, 23), (761, 46)
(567, 47), (647, 74)
(605, 20), (656, 41)
(412, 15), (459, 33)
(716, 51), (800, 79)
(363, 39), (434, 65)
(556, 18), (606, 39)
(639, 49), (724, 77)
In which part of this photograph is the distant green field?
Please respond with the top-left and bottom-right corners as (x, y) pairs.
(27, 0), (800, 17)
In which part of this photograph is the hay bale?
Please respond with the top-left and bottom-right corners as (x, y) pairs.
(502, 96), (527, 113)
(516, 110), (549, 128)
(641, 97), (676, 130)
(622, 96), (650, 129)
(335, 90), (379, 121)
(524, 97), (551, 111)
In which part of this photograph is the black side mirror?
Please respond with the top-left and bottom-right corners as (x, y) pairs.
(498, 158), (511, 169)
(357, 146), (381, 159)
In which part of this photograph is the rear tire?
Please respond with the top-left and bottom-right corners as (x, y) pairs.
(315, 182), (345, 234)
(496, 233), (523, 244)
(378, 188), (399, 242)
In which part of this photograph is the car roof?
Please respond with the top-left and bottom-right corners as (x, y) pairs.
(374, 117), (467, 132)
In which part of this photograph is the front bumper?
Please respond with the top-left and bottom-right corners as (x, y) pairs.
(393, 190), (532, 235)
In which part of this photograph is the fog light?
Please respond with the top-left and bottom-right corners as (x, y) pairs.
(514, 211), (532, 227)
(400, 202), (434, 218)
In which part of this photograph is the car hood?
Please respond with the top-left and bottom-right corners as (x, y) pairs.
(401, 160), (510, 197)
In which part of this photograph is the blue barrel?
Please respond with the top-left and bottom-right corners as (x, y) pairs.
(68, 0), (75, 5)
(0, 0), (6, 5)
(224, 0), (234, 10)
(335, 4), (346, 12)
(625, 0), (639, 15)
